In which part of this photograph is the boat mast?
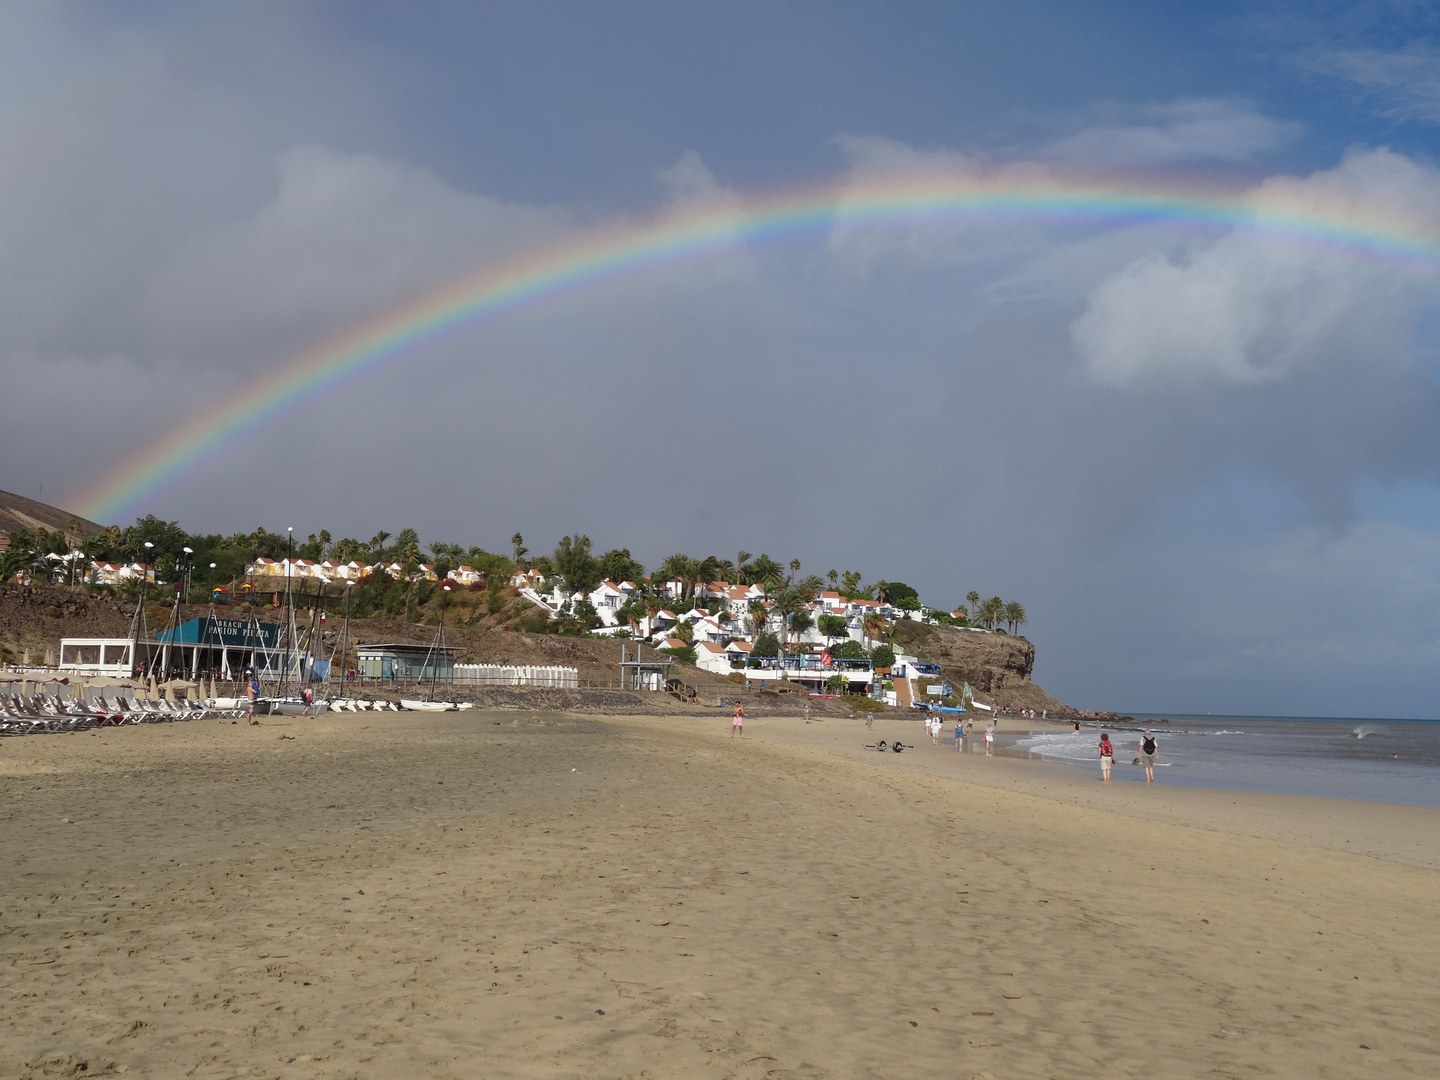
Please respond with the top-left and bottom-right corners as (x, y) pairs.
(278, 527), (294, 697)
(425, 582), (451, 702)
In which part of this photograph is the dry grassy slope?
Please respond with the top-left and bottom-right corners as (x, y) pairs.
(890, 620), (1074, 714)
(0, 488), (105, 539)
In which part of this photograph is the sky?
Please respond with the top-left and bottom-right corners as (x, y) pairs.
(5, 0), (1440, 716)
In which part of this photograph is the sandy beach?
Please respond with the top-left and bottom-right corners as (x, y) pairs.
(2, 710), (1437, 1079)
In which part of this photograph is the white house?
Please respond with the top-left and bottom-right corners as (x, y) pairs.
(586, 580), (630, 626)
(447, 564), (483, 586)
(693, 641), (732, 674)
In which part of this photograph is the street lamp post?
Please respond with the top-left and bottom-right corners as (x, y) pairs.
(181, 546), (194, 605)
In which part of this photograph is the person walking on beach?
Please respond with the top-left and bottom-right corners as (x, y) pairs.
(731, 702), (744, 738)
(984, 721), (995, 755)
(1098, 732), (1114, 781)
(1139, 729), (1158, 784)
(954, 716), (965, 753)
(246, 674), (260, 726)
(930, 712), (941, 746)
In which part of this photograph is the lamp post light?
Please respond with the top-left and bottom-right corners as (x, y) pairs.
(142, 541), (154, 591)
(181, 546), (194, 604)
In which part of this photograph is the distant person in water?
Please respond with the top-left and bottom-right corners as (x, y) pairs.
(1098, 732), (1114, 781)
(1139, 730), (1158, 784)
(731, 703), (744, 738)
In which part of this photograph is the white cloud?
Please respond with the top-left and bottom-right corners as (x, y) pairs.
(659, 149), (741, 211)
(1072, 148), (1440, 387)
(1042, 99), (1299, 166)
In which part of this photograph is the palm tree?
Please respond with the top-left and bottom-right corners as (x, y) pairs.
(862, 611), (886, 648)
(0, 548), (30, 583)
(966, 590), (981, 617)
(736, 550), (752, 585)
(818, 613), (848, 647)
(643, 597), (663, 638)
(370, 531), (391, 556)
(511, 533), (527, 565)
(746, 598), (770, 640)
(1004, 601), (1027, 636)
(980, 596), (1004, 630)
(749, 554), (784, 595)
(788, 558), (801, 584)
(771, 588), (808, 653)
(827, 569), (838, 591)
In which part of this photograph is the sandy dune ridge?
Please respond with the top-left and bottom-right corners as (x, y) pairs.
(1, 711), (1436, 1078)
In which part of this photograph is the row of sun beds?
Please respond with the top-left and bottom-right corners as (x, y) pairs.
(0, 691), (249, 735)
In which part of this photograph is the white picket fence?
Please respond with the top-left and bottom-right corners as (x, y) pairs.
(452, 663), (579, 689)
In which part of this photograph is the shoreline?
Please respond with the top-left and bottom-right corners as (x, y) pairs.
(3, 709), (1436, 1077)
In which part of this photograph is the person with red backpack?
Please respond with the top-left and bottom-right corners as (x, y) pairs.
(1098, 732), (1114, 782)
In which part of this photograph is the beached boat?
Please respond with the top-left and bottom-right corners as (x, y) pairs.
(255, 697), (329, 716)
(400, 699), (462, 712)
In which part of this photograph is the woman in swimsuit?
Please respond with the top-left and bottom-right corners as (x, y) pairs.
(731, 703), (744, 738)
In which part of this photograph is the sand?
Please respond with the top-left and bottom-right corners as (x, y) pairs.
(2, 711), (1437, 1079)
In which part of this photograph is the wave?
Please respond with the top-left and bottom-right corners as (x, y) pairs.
(1354, 726), (1383, 739)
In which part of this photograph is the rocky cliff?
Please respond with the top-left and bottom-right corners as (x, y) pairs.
(890, 621), (1073, 714)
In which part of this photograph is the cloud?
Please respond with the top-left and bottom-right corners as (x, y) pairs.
(659, 149), (741, 211)
(1041, 99), (1300, 166)
(1072, 148), (1440, 387)
(151, 146), (577, 369)
(1305, 43), (1440, 123)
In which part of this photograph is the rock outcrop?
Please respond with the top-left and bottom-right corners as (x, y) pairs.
(890, 621), (1074, 714)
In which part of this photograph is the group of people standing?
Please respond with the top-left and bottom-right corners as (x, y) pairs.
(1098, 729), (1159, 783)
(923, 712), (995, 755)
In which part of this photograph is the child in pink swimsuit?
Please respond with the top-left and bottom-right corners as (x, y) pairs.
(731, 704), (744, 738)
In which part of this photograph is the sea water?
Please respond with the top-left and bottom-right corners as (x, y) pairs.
(1006, 716), (1440, 807)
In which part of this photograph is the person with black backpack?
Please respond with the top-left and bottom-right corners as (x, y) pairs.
(1139, 730), (1158, 784)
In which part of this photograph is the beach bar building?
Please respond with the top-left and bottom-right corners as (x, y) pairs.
(152, 617), (285, 679)
(357, 643), (457, 684)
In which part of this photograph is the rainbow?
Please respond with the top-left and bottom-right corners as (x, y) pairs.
(73, 171), (1440, 522)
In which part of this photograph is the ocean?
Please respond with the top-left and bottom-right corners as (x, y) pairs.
(1002, 715), (1440, 807)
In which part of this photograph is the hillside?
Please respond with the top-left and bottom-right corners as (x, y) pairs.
(0, 488), (105, 542)
(0, 582), (1077, 715)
